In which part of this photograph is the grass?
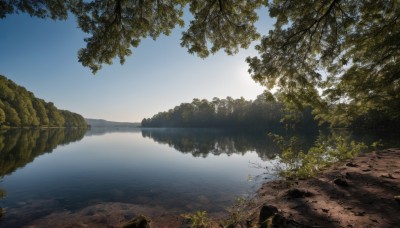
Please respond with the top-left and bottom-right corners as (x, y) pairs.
(269, 133), (368, 179)
(181, 211), (211, 228)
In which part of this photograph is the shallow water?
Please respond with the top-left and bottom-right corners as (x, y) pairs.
(0, 127), (398, 227)
(0, 128), (280, 227)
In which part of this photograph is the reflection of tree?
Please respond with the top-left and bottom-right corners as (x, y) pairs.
(85, 127), (141, 137)
(0, 187), (4, 219)
(0, 128), (87, 177)
(141, 128), (318, 160)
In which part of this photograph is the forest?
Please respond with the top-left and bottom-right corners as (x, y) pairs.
(142, 91), (400, 131)
(0, 75), (87, 128)
(141, 93), (318, 130)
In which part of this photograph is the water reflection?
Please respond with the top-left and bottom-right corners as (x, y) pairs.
(84, 126), (140, 136)
(0, 128), (87, 223)
(141, 128), (318, 160)
(0, 127), (397, 227)
(0, 128), (87, 178)
(0, 128), (272, 227)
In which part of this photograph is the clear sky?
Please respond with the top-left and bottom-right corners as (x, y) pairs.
(0, 10), (273, 122)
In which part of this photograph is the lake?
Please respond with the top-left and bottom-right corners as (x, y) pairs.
(0, 127), (398, 227)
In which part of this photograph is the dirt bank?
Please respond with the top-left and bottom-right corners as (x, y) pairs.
(253, 148), (400, 227)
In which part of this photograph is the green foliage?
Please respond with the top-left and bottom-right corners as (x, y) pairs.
(0, 107), (5, 125)
(182, 0), (264, 58)
(371, 140), (384, 151)
(45, 102), (65, 127)
(32, 99), (50, 126)
(0, 75), (87, 128)
(181, 210), (211, 228)
(0, 1), (69, 19)
(270, 133), (367, 179)
(70, 0), (188, 73)
(2, 1), (398, 128)
(3, 102), (21, 127)
(247, 0), (400, 128)
(142, 92), (318, 129)
(223, 196), (255, 227)
(1, 0), (265, 73)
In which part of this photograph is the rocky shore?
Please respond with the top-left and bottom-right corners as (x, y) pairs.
(253, 148), (400, 227)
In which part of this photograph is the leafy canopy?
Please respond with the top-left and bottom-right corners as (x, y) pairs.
(1, 0), (399, 126)
(0, 0), (265, 73)
(247, 0), (400, 126)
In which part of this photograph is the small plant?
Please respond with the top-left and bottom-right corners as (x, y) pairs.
(181, 210), (211, 228)
(269, 133), (367, 179)
(221, 196), (257, 227)
(371, 140), (384, 151)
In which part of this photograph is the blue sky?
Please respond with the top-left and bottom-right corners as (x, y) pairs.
(0, 10), (273, 122)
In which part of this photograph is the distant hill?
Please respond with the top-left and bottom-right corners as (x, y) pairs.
(0, 75), (87, 128)
(85, 118), (140, 128)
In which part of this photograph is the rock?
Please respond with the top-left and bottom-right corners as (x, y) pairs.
(346, 162), (358, 167)
(395, 196), (400, 204)
(270, 213), (307, 228)
(322, 208), (329, 213)
(259, 204), (279, 224)
(334, 178), (349, 187)
(286, 188), (314, 198)
(123, 215), (150, 228)
(260, 213), (309, 228)
(381, 173), (396, 179)
(354, 211), (366, 216)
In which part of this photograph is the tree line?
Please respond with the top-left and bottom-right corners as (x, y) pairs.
(141, 91), (399, 130)
(141, 93), (319, 130)
(2, 1), (398, 129)
(0, 75), (87, 128)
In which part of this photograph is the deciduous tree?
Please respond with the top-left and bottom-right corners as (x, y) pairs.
(247, 0), (400, 126)
(2, 1), (399, 127)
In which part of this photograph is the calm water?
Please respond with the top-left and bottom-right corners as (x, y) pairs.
(0, 128), (281, 227)
(0, 128), (398, 227)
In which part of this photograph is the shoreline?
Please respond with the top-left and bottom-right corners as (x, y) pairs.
(118, 148), (400, 227)
(250, 148), (400, 227)
(3, 149), (400, 227)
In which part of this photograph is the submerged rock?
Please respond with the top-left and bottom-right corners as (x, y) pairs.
(123, 215), (150, 228)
